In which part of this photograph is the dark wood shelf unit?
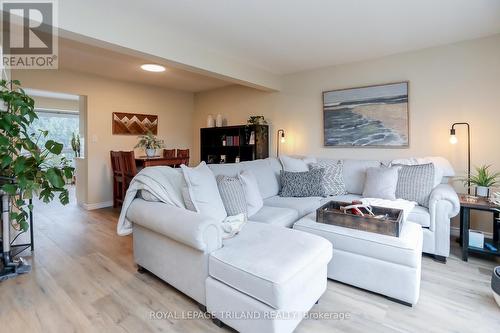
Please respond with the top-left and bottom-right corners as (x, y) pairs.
(200, 125), (269, 164)
(458, 194), (500, 261)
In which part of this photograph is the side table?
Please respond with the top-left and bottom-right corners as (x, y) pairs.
(459, 194), (500, 261)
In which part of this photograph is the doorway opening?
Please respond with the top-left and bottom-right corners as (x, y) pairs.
(24, 89), (84, 208)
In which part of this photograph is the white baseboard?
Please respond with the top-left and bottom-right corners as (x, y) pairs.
(80, 201), (113, 210)
(450, 226), (493, 238)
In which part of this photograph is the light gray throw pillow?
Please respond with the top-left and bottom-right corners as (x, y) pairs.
(216, 175), (248, 216)
(280, 169), (326, 197)
(310, 160), (347, 196)
(362, 167), (399, 200)
(394, 163), (435, 207)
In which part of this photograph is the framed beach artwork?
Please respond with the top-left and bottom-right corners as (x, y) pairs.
(323, 82), (409, 148)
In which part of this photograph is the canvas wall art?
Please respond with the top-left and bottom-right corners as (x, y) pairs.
(112, 112), (158, 135)
(323, 82), (409, 147)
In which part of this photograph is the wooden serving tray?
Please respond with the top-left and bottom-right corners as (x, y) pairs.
(316, 201), (403, 237)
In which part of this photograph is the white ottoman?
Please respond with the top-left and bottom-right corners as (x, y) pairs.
(206, 222), (332, 333)
(294, 213), (423, 306)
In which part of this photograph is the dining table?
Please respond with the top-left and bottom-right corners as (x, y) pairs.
(135, 156), (185, 168)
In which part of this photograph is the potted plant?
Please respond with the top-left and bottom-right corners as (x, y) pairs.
(247, 115), (267, 125)
(135, 131), (164, 157)
(463, 165), (500, 197)
(0, 80), (74, 232)
(71, 132), (81, 157)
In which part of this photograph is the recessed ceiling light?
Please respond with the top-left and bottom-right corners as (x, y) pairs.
(141, 64), (166, 72)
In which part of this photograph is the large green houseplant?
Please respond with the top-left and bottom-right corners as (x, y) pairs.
(0, 80), (74, 232)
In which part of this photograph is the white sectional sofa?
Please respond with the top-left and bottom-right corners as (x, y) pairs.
(124, 156), (460, 331)
(294, 214), (423, 305)
(208, 157), (460, 260)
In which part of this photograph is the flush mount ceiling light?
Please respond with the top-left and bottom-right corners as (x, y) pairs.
(140, 64), (166, 72)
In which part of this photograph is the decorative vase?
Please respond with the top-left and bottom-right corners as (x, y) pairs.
(207, 114), (215, 128)
(146, 148), (156, 157)
(216, 114), (223, 127)
(475, 186), (490, 198)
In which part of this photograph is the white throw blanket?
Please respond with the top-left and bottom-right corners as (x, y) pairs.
(361, 198), (416, 221)
(117, 166), (186, 236)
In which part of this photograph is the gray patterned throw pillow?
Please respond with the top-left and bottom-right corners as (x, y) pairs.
(216, 175), (247, 216)
(395, 163), (435, 207)
(280, 169), (326, 197)
(310, 160), (347, 196)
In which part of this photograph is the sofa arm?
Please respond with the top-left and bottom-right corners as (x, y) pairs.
(126, 199), (222, 253)
(429, 184), (460, 219)
(427, 184), (460, 257)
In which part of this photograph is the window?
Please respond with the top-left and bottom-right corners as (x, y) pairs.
(29, 109), (80, 160)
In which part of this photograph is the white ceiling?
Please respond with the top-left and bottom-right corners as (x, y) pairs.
(124, 0), (500, 75)
(58, 38), (232, 92)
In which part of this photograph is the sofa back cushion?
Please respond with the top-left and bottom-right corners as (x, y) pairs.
(208, 163), (241, 177)
(208, 158), (281, 199)
(240, 158), (281, 199)
(279, 155), (309, 172)
(390, 157), (447, 187)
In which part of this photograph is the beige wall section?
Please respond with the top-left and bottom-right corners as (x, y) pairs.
(33, 96), (79, 111)
(13, 69), (194, 207)
(194, 34), (500, 231)
(194, 34), (500, 175)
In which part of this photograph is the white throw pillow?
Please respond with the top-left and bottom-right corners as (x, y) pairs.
(180, 162), (227, 222)
(309, 160), (347, 196)
(362, 167), (400, 200)
(279, 155), (309, 172)
(238, 170), (263, 216)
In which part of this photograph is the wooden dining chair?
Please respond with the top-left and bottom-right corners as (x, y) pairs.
(110, 151), (125, 208)
(176, 149), (190, 166)
(121, 151), (137, 185)
(163, 149), (176, 159)
(110, 151), (137, 208)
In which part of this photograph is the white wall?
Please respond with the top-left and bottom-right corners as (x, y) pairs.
(13, 69), (194, 206)
(194, 34), (500, 231)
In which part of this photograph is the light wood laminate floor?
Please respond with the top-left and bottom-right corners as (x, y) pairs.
(1, 197), (499, 333)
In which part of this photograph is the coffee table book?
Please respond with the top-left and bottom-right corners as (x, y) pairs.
(316, 201), (404, 237)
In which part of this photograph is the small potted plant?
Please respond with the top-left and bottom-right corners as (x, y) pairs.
(135, 131), (164, 157)
(463, 165), (500, 197)
(247, 115), (267, 125)
(71, 132), (81, 157)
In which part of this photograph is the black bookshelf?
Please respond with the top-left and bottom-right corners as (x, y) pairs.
(200, 125), (269, 164)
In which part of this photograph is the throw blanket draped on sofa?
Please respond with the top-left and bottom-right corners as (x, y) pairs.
(117, 166), (186, 236)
